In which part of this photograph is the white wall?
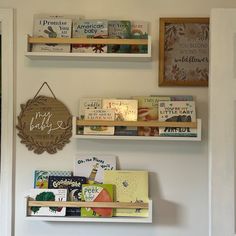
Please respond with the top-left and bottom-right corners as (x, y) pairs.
(1, 1), (236, 236)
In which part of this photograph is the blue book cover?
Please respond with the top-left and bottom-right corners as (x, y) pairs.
(48, 176), (87, 216)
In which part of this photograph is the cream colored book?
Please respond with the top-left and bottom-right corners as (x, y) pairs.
(104, 170), (149, 217)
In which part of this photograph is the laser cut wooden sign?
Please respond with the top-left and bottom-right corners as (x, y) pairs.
(16, 95), (72, 154)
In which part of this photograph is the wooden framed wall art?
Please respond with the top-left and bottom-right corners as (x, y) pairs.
(159, 18), (209, 87)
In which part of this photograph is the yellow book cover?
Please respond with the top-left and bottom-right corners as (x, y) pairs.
(104, 170), (149, 217)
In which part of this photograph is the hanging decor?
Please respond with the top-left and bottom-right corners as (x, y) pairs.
(16, 82), (72, 154)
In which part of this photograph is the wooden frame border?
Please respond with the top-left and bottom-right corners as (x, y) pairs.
(159, 17), (209, 87)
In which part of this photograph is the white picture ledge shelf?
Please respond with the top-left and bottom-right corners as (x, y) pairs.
(25, 197), (152, 223)
(25, 35), (152, 61)
(72, 117), (202, 141)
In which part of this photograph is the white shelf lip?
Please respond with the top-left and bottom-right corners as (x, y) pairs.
(25, 36), (152, 61)
(72, 118), (202, 141)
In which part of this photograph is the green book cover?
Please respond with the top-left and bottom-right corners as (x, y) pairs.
(81, 184), (114, 217)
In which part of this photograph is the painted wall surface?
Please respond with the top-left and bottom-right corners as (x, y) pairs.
(0, 1), (235, 236)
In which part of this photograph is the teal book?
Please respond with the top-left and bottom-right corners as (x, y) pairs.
(108, 21), (131, 53)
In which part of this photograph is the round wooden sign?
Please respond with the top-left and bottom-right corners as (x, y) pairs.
(16, 95), (72, 154)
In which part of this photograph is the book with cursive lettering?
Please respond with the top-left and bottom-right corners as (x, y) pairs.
(48, 176), (87, 216)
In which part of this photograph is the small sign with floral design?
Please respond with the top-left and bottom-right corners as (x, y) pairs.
(159, 18), (209, 86)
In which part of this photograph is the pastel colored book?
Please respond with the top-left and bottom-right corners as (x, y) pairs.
(72, 19), (108, 53)
(48, 176), (87, 216)
(104, 170), (149, 217)
(134, 96), (170, 136)
(102, 99), (138, 136)
(28, 189), (67, 216)
(34, 170), (72, 189)
(158, 101), (197, 137)
(81, 184), (114, 217)
(108, 20), (131, 53)
(32, 16), (72, 52)
(83, 109), (115, 135)
(74, 154), (116, 184)
(131, 21), (149, 53)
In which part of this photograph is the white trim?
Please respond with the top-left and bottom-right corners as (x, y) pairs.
(0, 8), (14, 236)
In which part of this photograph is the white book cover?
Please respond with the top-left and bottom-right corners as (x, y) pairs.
(74, 154), (117, 184)
(28, 189), (67, 216)
(83, 109), (115, 135)
(32, 17), (72, 52)
(72, 19), (108, 53)
(131, 21), (149, 37)
(158, 101), (197, 137)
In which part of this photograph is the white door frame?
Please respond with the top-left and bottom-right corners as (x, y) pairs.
(0, 8), (14, 236)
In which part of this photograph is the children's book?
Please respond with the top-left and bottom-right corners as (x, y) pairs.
(104, 170), (149, 217)
(134, 96), (170, 136)
(72, 19), (108, 53)
(151, 95), (194, 101)
(74, 154), (116, 184)
(158, 101), (197, 137)
(81, 184), (114, 217)
(32, 16), (72, 52)
(48, 176), (87, 216)
(28, 189), (67, 216)
(34, 170), (72, 189)
(83, 109), (115, 135)
(131, 21), (149, 53)
(102, 99), (138, 135)
(108, 21), (131, 53)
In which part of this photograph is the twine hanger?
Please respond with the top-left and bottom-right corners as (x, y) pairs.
(34, 82), (57, 100)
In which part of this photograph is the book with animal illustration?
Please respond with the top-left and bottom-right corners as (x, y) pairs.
(77, 98), (103, 135)
(131, 21), (149, 53)
(81, 184), (114, 217)
(32, 16), (72, 52)
(48, 176), (87, 216)
(134, 96), (170, 136)
(34, 170), (72, 189)
(74, 154), (116, 184)
(108, 21), (131, 53)
(158, 101), (197, 137)
(102, 99), (138, 135)
(83, 109), (115, 135)
(104, 170), (149, 217)
(28, 189), (67, 216)
(72, 19), (108, 53)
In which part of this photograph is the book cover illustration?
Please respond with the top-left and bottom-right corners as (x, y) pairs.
(134, 96), (170, 136)
(83, 109), (115, 135)
(131, 21), (149, 53)
(28, 189), (67, 216)
(102, 99), (138, 136)
(108, 21), (131, 53)
(72, 19), (108, 53)
(81, 184), (114, 217)
(104, 170), (149, 217)
(32, 17), (72, 52)
(158, 101), (197, 137)
(74, 154), (116, 184)
(48, 176), (87, 216)
(34, 170), (72, 189)
(77, 98), (103, 135)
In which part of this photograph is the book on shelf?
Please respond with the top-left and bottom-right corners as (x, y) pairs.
(48, 176), (86, 216)
(108, 20), (131, 53)
(28, 188), (67, 216)
(134, 96), (170, 136)
(77, 98), (103, 135)
(151, 95), (194, 101)
(72, 19), (108, 53)
(32, 15), (72, 53)
(102, 99), (138, 136)
(84, 108), (115, 135)
(34, 170), (72, 189)
(74, 154), (117, 184)
(104, 170), (149, 217)
(131, 21), (149, 53)
(158, 101), (197, 137)
(81, 184), (114, 217)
